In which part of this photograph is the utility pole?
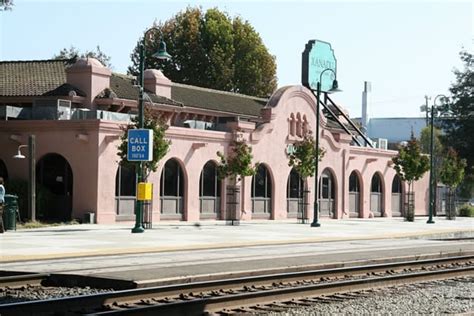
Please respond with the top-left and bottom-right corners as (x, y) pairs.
(424, 95), (431, 126)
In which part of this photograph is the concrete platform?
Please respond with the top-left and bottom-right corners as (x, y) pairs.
(1, 217), (472, 262)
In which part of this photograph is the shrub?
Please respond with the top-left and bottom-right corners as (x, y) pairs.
(458, 205), (474, 217)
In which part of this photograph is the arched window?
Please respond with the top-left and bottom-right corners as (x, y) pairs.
(160, 159), (184, 219)
(115, 164), (136, 196)
(391, 174), (403, 217)
(287, 168), (303, 199)
(349, 172), (360, 193)
(287, 168), (304, 218)
(115, 164), (136, 217)
(252, 165), (272, 198)
(251, 165), (272, 217)
(349, 171), (361, 218)
(371, 173), (382, 193)
(160, 159), (184, 197)
(370, 173), (384, 216)
(319, 169), (336, 218)
(199, 161), (221, 217)
(200, 161), (221, 197)
(392, 175), (402, 193)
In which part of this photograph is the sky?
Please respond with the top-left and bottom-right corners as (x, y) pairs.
(0, 0), (472, 118)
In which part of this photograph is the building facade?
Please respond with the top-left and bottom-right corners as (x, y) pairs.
(0, 58), (430, 224)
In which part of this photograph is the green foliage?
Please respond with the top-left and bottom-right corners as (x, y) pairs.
(216, 139), (258, 181)
(117, 108), (170, 179)
(392, 135), (430, 190)
(458, 204), (474, 217)
(0, 0), (13, 11)
(232, 16), (277, 96)
(441, 50), (474, 197)
(288, 133), (325, 178)
(54, 45), (113, 68)
(392, 133), (430, 222)
(128, 6), (277, 97)
(439, 147), (467, 190)
(419, 125), (443, 155)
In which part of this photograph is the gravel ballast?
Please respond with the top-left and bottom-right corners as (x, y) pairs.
(255, 277), (473, 315)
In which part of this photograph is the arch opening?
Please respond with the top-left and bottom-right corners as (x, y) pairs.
(115, 164), (137, 219)
(160, 159), (185, 220)
(199, 161), (221, 219)
(391, 174), (403, 217)
(319, 168), (336, 218)
(349, 171), (361, 218)
(251, 164), (272, 219)
(370, 173), (384, 217)
(287, 168), (305, 219)
(36, 153), (73, 222)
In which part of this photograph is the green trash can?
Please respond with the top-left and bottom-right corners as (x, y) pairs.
(3, 194), (18, 231)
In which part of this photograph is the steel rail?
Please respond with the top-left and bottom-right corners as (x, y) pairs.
(0, 273), (50, 288)
(0, 255), (472, 316)
(91, 266), (474, 315)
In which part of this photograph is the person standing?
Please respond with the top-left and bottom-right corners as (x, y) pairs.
(0, 177), (5, 233)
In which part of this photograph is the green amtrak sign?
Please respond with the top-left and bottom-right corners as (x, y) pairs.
(301, 40), (337, 92)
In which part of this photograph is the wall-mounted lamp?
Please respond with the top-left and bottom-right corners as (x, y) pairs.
(13, 145), (27, 159)
(12, 136), (36, 221)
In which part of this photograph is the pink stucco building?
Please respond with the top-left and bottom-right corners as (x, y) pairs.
(0, 58), (430, 224)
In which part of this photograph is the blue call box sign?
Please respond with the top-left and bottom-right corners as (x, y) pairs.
(127, 129), (153, 161)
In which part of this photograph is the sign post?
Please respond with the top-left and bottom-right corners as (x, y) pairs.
(128, 129), (153, 233)
(301, 39), (338, 228)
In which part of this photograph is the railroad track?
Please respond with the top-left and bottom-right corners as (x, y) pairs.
(0, 273), (50, 288)
(0, 255), (472, 315)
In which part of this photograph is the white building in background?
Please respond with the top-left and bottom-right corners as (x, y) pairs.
(356, 81), (427, 149)
(365, 117), (426, 143)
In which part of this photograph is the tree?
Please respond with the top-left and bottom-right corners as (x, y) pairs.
(54, 46), (113, 68)
(419, 125), (443, 156)
(287, 132), (325, 220)
(128, 7), (277, 97)
(439, 147), (467, 219)
(232, 16), (277, 97)
(441, 50), (474, 197)
(392, 135), (430, 221)
(288, 132), (325, 179)
(216, 138), (258, 181)
(0, 0), (13, 11)
(117, 107), (170, 180)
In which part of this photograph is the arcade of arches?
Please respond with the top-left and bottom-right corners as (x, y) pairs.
(1, 156), (407, 222)
(114, 158), (407, 220)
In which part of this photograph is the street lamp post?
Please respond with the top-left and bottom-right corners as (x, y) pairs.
(311, 68), (340, 227)
(427, 94), (447, 224)
(132, 27), (171, 234)
(13, 135), (36, 221)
